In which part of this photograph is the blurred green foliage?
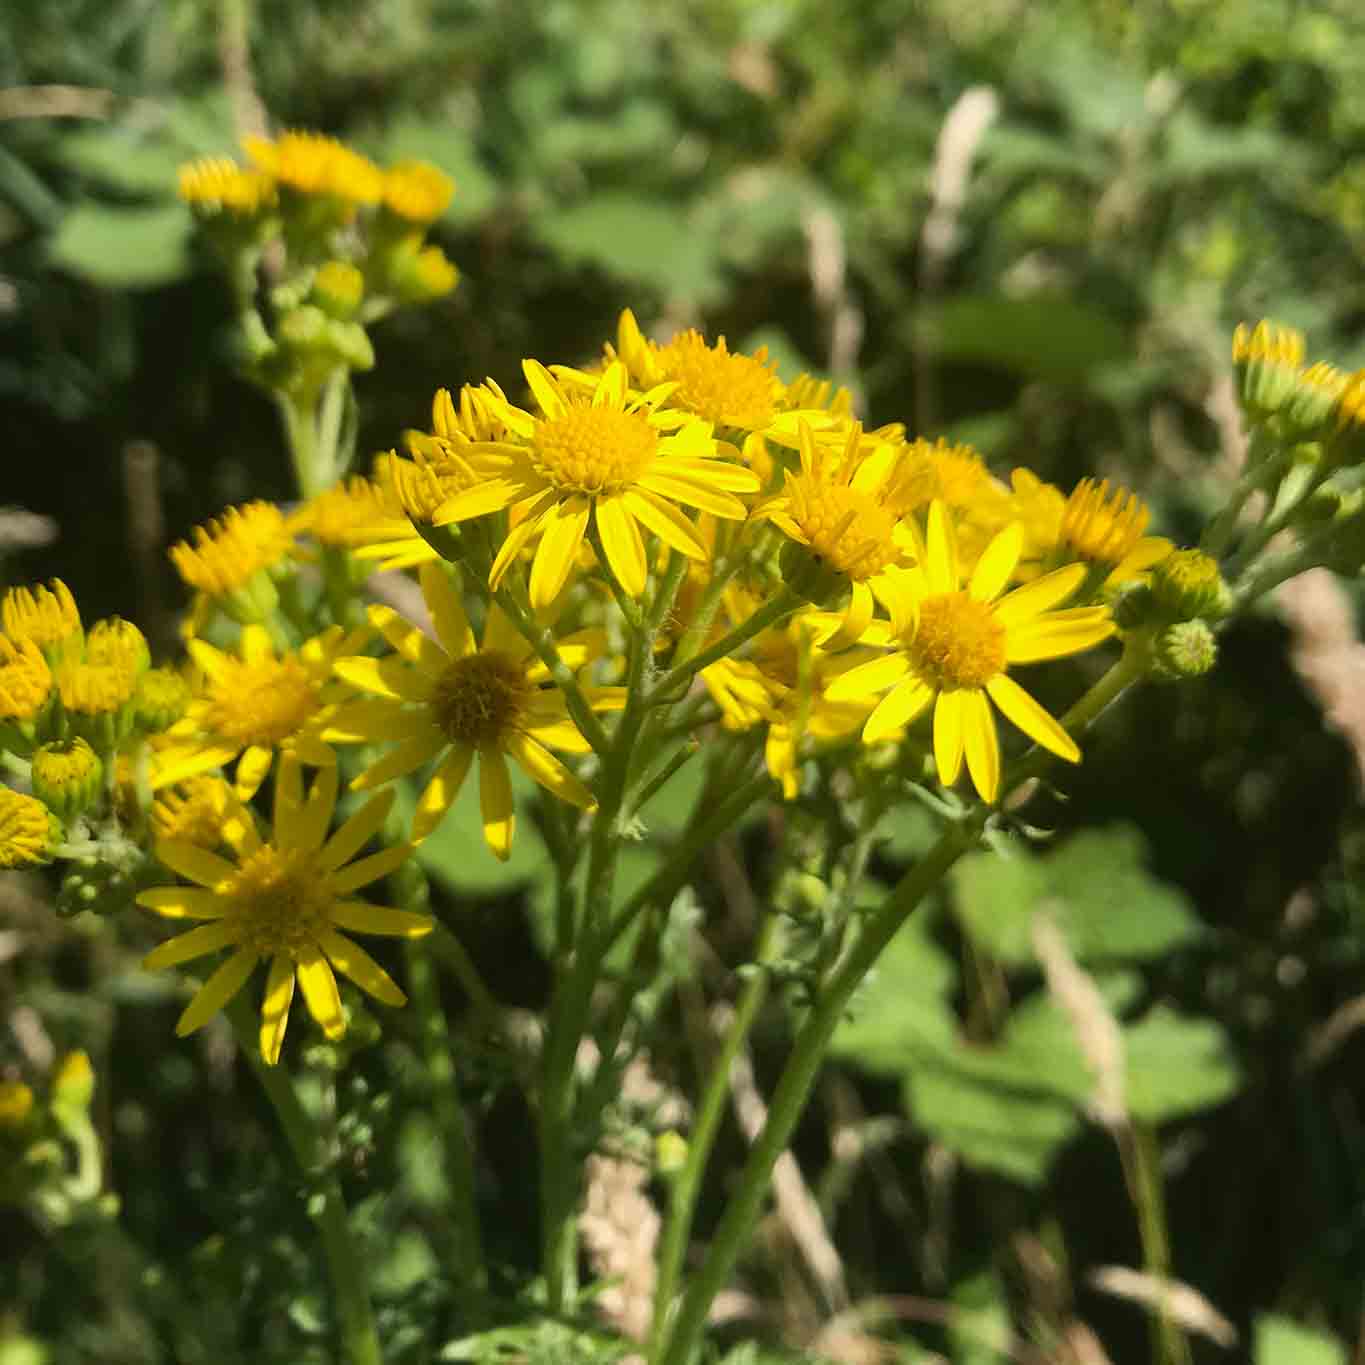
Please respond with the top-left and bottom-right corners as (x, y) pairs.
(5, 0), (1365, 1361)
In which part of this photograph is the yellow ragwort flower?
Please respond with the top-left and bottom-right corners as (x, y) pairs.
(138, 755), (430, 1065)
(382, 160), (455, 224)
(153, 623), (369, 800)
(170, 501), (300, 600)
(439, 360), (759, 608)
(826, 502), (1115, 803)
(326, 564), (622, 857)
(297, 475), (409, 550)
(1060, 478), (1172, 579)
(0, 787), (59, 868)
(178, 157), (276, 216)
(0, 635), (53, 727)
(243, 131), (384, 204)
(2, 579), (82, 661)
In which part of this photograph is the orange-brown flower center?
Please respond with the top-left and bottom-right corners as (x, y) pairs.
(227, 846), (332, 959)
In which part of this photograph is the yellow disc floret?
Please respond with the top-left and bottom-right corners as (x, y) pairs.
(655, 330), (780, 431)
(906, 592), (1008, 692)
(534, 403), (659, 495)
(150, 776), (234, 847)
(226, 846), (335, 959)
(0, 787), (58, 867)
(431, 652), (533, 750)
(782, 476), (900, 582)
(243, 131), (384, 204)
(382, 160), (455, 223)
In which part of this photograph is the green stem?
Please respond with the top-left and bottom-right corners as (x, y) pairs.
(653, 650), (1149, 1365)
(278, 393), (322, 500)
(1120, 1123), (1188, 1365)
(1225, 459), (1330, 580)
(406, 935), (485, 1291)
(226, 997), (381, 1365)
(649, 911), (783, 1360)
(649, 586), (803, 705)
(1199, 432), (1284, 559)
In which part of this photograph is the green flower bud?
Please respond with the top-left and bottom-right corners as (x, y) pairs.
(50, 1051), (94, 1117)
(1328, 368), (1365, 467)
(30, 738), (103, 823)
(311, 260), (365, 319)
(1150, 549), (1229, 621)
(1232, 319), (1304, 418)
(1154, 619), (1218, 680)
(1110, 581), (1156, 631)
(135, 667), (192, 734)
(1283, 362), (1348, 440)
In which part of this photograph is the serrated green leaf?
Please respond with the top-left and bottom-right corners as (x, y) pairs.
(48, 203), (192, 288)
(952, 825), (1203, 966)
(1125, 1005), (1241, 1122)
(1255, 1316), (1346, 1365)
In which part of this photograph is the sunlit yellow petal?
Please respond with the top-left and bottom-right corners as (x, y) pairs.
(153, 840), (237, 888)
(488, 491), (557, 591)
(319, 929), (406, 1007)
(412, 745), (475, 842)
(961, 688), (1001, 803)
(656, 456), (760, 493)
(150, 743), (241, 790)
(1005, 611), (1116, 663)
(144, 920), (240, 970)
(136, 888), (228, 920)
(863, 677), (934, 744)
(323, 698), (435, 744)
(825, 654), (912, 703)
(175, 948), (257, 1036)
(330, 901), (434, 938)
(419, 562), (474, 660)
(234, 744), (273, 801)
(933, 689), (966, 787)
(595, 495), (647, 597)
(969, 523), (1023, 603)
(273, 750), (306, 848)
(529, 495), (590, 610)
(636, 469), (748, 519)
(320, 788), (395, 872)
(350, 731), (447, 791)
(505, 730), (594, 809)
(925, 501), (959, 596)
(259, 954), (295, 1066)
(622, 488), (708, 560)
(296, 948), (345, 1039)
(992, 564), (1087, 626)
(332, 655), (434, 703)
(524, 357), (568, 420)
(985, 674), (1080, 763)
(295, 763), (338, 854)
(478, 750), (515, 861)
(433, 476), (533, 524)
(326, 841), (413, 895)
(368, 604), (451, 679)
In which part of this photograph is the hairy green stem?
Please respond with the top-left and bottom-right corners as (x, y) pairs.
(226, 997), (381, 1365)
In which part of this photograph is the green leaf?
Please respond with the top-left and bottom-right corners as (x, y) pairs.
(530, 193), (724, 302)
(915, 294), (1129, 382)
(952, 825), (1204, 966)
(47, 203), (192, 288)
(1125, 1006), (1241, 1122)
(1255, 1316), (1347, 1365)
(410, 763), (553, 897)
(949, 1271), (1013, 1365)
(57, 128), (188, 198)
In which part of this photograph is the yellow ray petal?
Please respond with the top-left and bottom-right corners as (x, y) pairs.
(933, 689), (966, 787)
(419, 562), (474, 660)
(319, 929), (406, 1007)
(595, 495), (648, 597)
(412, 744), (475, 842)
(863, 677), (934, 744)
(153, 840), (238, 889)
(323, 698), (435, 744)
(234, 744), (273, 801)
(961, 688), (1001, 803)
(1005, 612), (1116, 663)
(349, 730), (448, 791)
(368, 604), (451, 679)
(143, 919), (239, 970)
(656, 456), (760, 493)
(992, 564), (1088, 626)
(622, 488), (707, 560)
(175, 948), (258, 1036)
(524, 357), (568, 419)
(433, 475), (534, 524)
(969, 523), (1023, 603)
(824, 653), (912, 703)
(985, 674), (1080, 763)
(327, 841), (414, 895)
(478, 749), (515, 860)
(136, 888), (228, 920)
(529, 495), (590, 610)
(273, 750), (306, 848)
(296, 948), (346, 1040)
(332, 655), (434, 703)
(925, 501), (959, 596)
(506, 730), (594, 809)
(320, 788), (395, 872)
(259, 954), (296, 1066)
(636, 469), (748, 520)
(331, 901), (434, 938)
(294, 762), (338, 854)
(150, 742), (241, 791)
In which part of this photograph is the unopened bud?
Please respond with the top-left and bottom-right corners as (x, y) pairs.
(1154, 619), (1218, 680)
(1150, 549), (1229, 621)
(31, 738), (103, 823)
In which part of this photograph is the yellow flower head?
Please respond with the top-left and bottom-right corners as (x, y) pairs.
(1232, 318), (1304, 415)
(438, 360), (758, 608)
(151, 775), (236, 848)
(753, 420), (915, 642)
(382, 160), (455, 223)
(55, 655), (140, 741)
(826, 502), (1115, 802)
(170, 501), (299, 601)
(2, 579), (82, 661)
(0, 635), (53, 726)
(31, 737), (103, 822)
(0, 786), (59, 868)
(327, 564), (623, 858)
(297, 476), (404, 549)
(138, 754), (430, 1065)
(86, 618), (150, 676)
(312, 260), (366, 318)
(1061, 478), (1173, 580)
(154, 623), (369, 801)
(178, 157), (276, 216)
(652, 329), (782, 432)
(243, 131), (384, 204)
(136, 666), (193, 733)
